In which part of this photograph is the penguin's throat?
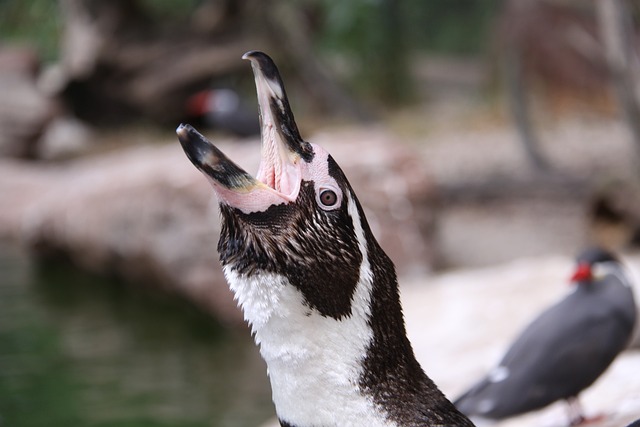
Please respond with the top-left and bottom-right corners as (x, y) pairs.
(222, 267), (393, 427)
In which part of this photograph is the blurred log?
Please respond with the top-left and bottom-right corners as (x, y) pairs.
(0, 128), (436, 325)
(2, 143), (242, 325)
(438, 175), (590, 203)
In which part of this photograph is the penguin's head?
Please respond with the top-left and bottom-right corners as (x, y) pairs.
(177, 51), (375, 320)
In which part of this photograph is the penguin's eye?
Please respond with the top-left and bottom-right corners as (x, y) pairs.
(318, 189), (339, 209)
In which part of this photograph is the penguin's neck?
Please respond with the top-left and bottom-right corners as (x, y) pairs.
(223, 244), (440, 427)
(222, 247), (402, 426)
(219, 193), (461, 426)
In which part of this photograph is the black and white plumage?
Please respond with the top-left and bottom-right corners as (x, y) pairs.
(177, 51), (473, 427)
(455, 247), (637, 425)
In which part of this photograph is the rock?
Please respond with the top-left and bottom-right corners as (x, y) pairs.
(37, 116), (95, 160)
(0, 127), (436, 325)
(19, 143), (241, 325)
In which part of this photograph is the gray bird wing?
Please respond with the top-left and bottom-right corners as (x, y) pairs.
(455, 289), (634, 419)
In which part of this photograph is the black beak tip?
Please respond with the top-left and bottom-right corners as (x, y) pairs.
(242, 51), (280, 82)
(176, 123), (196, 145)
(176, 123), (210, 149)
(242, 50), (268, 62)
(176, 123), (213, 168)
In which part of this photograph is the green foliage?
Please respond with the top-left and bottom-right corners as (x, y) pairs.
(317, 0), (411, 104)
(319, 0), (501, 53)
(0, 0), (201, 62)
(0, 0), (62, 61)
(316, 0), (502, 104)
(138, 0), (201, 20)
(404, 0), (503, 54)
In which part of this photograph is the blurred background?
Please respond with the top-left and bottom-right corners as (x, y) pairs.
(1, 0), (640, 426)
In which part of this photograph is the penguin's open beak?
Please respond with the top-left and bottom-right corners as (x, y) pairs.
(177, 51), (311, 213)
(242, 51), (314, 167)
(177, 123), (258, 191)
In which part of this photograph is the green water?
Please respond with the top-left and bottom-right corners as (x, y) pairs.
(0, 245), (274, 427)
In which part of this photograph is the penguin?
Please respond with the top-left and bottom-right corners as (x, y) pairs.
(454, 247), (637, 425)
(177, 51), (474, 427)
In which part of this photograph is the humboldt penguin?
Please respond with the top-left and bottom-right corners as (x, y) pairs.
(177, 51), (474, 427)
(454, 247), (637, 425)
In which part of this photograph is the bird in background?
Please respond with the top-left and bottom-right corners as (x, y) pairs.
(186, 87), (260, 137)
(177, 51), (474, 427)
(454, 247), (637, 426)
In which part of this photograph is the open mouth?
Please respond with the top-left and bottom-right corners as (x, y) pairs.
(253, 110), (301, 201)
(177, 51), (311, 212)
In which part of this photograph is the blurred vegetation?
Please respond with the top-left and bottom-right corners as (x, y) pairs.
(137, 0), (201, 19)
(319, 0), (501, 55)
(0, 0), (501, 104)
(0, 0), (62, 62)
(317, 0), (502, 103)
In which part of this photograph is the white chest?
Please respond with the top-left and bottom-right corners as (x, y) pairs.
(223, 267), (396, 427)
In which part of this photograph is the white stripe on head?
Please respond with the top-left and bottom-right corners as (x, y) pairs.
(348, 189), (374, 319)
(594, 261), (633, 288)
